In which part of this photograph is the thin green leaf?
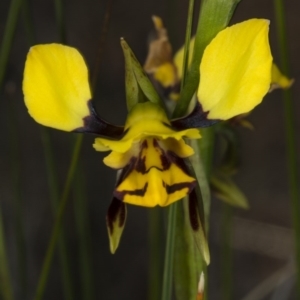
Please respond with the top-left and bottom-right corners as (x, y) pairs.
(221, 204), (233, 300)
(73, 169), (94, 300)
(173, 199), (201, 300)
(0, 207), (14, 300)
(184, 158), (210, 264)
(33, 135), (83, 300)
(189, 138), (211, 225)
(161, 203), (177, 300)
(173, 0), (242, 118)
(7, 88), (27, 299)
(0, 0), (23, 88)
(120, 39), (164, 109)
(274, 0), (300, 295)
(148, 208), (163, 300)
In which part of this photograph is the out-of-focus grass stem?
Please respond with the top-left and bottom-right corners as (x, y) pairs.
(33, 135), (83, 300)
(0, 207), (14, 300)
(0, 0), (23, 88)
(148, 208), (163, 300)
(274, 0), (300, 296)
(221, 204), (233, 300)
(0, 0), (25, 299)
(7, 90), (27, 300)
(54, 0), (66, 43)
(40, 128), (75, 300)
(73, 167), (94, 300)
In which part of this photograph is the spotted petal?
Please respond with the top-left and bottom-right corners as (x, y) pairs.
(198, 19), (272, 120)
(23, 44), (92, 131)
(114, 139), (196, 207)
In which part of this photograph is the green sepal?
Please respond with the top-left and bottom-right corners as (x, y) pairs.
(120, 39), (164, 111)
(210, 173), (249, 208)
(188, 138), (212, 229)
(173, 0), (242, 118)
(184, 158), (211, 265)
(106, 198), (127, 254)
(188, 189), (210, 265)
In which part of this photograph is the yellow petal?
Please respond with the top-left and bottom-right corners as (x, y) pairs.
(103, 143), (139, 169)
(23, 44), (92, 131)
(270, 63), (294, 91)
(198, 19), (272, 120)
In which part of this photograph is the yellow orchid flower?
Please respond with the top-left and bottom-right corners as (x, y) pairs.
(23, 18), (275, 252)
(23, 18), (273, 209)
(94, 101), (200, 207)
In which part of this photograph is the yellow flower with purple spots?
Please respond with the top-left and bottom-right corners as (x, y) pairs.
(23, 18), (274, 252)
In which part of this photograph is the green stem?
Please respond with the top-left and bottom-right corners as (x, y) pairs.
(180, 0), (195, 89)
(54, 0), (66, 43)
(0, 207), (14, 300)
(33, 135), (83, 300)
(0, 1), (25, 299)
(221, 204), (233, 300)
(73, 166), (94, 300)
(161, 203), (178, 300)
(0, 0), (23, 88)
(148, 208), (163, 300)
(161, 1), (196, 299)
(274, 0), (300, 296)
(40, 128), (75, 300)
(91, 0), (113, 91)
(7, 92), (27, 300)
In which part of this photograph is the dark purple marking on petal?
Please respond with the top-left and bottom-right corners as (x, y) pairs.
(165, 180), (196, 195)
(171, 102), (219, 130)
(114, 183), (148, 201)
(106, 197), (126, 234)
(153, 139), (172, 170)
(188, 188), (207, 238)
(135, 140), (148, 173)
(188, 189), (200, 231)
(73, 100), (125, 138)
(167, 151), (191, 176)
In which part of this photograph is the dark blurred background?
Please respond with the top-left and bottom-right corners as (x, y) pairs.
(0, 0), (299, 299)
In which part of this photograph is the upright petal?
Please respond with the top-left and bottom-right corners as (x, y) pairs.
(23, 44), (92, 131)
(198, 19), (272, 120)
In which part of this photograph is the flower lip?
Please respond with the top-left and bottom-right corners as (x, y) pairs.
(93, 102), (201, 153)
(112, 137), (197, 207)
